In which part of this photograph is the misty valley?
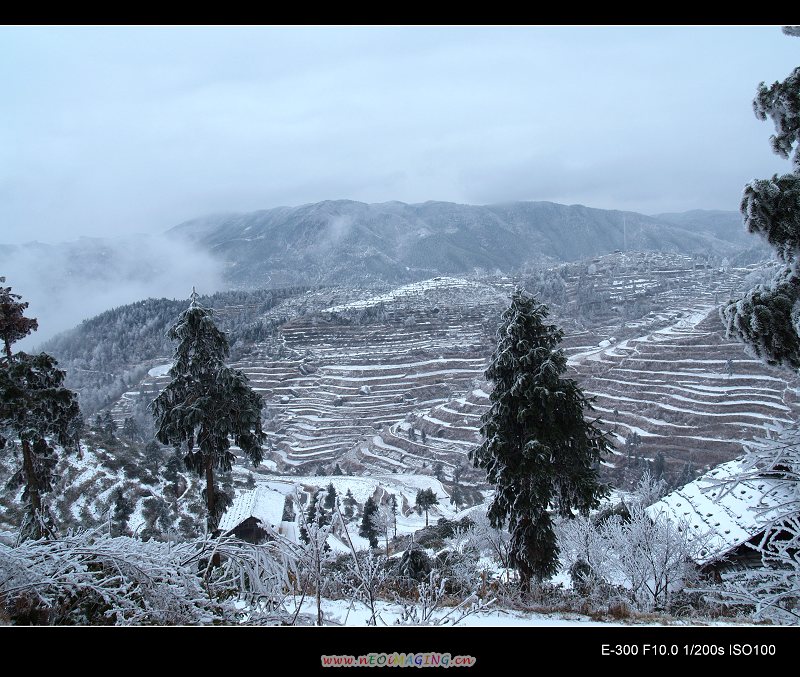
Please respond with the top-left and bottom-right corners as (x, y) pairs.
(1, 207), (797, 628)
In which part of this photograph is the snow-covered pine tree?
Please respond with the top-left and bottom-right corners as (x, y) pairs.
(343, 488), (357, 520)
(300, 490), (330, 545)
(359, 497), (379, 548)
(415, 488), (439, 528)
(0, 280), (82, 540)
(389, 493), (397, 538)
(470, 288), (610, 589)
(716, 28), (800, 622)
(721, 27), (800, 368)
(111, 488), (134, 537)
(0, 277), (38, 359)
(323, 482), (337, 510)
(151, 291), (265, 536)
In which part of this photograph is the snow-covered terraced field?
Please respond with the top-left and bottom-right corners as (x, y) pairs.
(565, 307), (800, 477)
(112, 254), (793, 491)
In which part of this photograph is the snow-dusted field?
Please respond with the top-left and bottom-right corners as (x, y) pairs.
(106, 255), (797, 494)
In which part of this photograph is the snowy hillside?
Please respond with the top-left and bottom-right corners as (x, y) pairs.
(95, 252), (797, 497)
(167, 200), (744, 287)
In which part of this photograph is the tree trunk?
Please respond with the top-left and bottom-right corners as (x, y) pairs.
(425, 508), (429, 527)
(316, 557), (323, 626)
(519, 570), (531, 594)
(21, 439), (42, 518)
(205, 452), (221, 567)
(205, 454), (216, 534)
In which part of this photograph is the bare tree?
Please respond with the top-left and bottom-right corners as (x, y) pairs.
(331, 503), (387, 626)
(294, 487), (333, 626)
(602, 505), (705, 611)
(558, 503), (706, 612)
(370, 503), (395, 554)
(704, 424), (800, 623)
(393, 569), (494, 626)
(0, 527), (299, 625)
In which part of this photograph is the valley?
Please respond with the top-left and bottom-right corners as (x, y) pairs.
(98, 251), (795, 508)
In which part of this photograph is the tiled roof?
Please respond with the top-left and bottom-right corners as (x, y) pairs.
(219, 486), (286, 534)
(646, 458), (793, 565)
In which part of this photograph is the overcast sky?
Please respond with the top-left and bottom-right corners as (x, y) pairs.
(1, 25), (798, 245)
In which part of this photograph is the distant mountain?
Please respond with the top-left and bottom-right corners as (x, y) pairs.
(169, 200), (744, 287)
(654, 209), (771, 264)
(653, 209), (745, 243)
(1, 202), (765, 347)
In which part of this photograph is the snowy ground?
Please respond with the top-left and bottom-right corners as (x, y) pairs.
(265, 596), (757, 627)
(296, 597), (617, 626)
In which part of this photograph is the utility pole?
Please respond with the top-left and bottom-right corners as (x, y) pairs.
(623, 215), (627, 252)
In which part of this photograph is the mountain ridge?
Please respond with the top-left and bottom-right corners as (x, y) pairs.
(167, 199), (748, 287)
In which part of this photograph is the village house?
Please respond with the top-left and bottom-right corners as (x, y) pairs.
(646, 457), (795, 576)
(218, 485), (290, 544)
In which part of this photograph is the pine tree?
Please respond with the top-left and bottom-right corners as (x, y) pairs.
(111, 488), (134, 537)
(653, 451), (666, 481)
(470, 289), (610, 589)
(0, 280), (82, 541)
(343, 488), (357, 520)
(152, 291), (265, 535)
(323, 482), (337, 510)
(415, 488), (439, 527)
(122, 417), (141, 442)
(300, 490), (332, 555)
(388, 493), (398, 538)
(300, 490), (329, 544)
(102, 411), (116, 439)
(281, 494), (295, 522)
(0, 277), (38, 359)
(721, 28), (800, 369)
(717, 28), (800, 618)
(359, 496), (379, 548)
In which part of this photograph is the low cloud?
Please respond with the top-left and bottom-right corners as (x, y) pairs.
(1, 233), (227, 351)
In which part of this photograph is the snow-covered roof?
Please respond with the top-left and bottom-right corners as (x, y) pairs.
(219, 486), (286, 534)
(646, 458), (793, 565)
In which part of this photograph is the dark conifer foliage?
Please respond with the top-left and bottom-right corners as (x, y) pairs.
(111, 488), (134, 537)
(343, 488), (357, 520)
(300, 490), (330, 545)
(414, 488), (439, 528)
(0, 280), (81, 540)
(151, 293), (265, 535)
(323, 482), (337, 510)
(470, 288), (610, 588)
(722, 30), (800, 368)
(0, 277), (38, 359)
(359, 496), (379, 548)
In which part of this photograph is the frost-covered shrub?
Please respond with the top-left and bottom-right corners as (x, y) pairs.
(414, 517), (473, 549)
(0, 529), (298, 625)
(557, 505), (704, 612)
(393, 569), (493, 626)
(395, 545), (433, 585)
(330, 549), (389, 626)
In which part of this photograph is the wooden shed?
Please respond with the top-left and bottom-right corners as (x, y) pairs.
(218, 486), (288, 544)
